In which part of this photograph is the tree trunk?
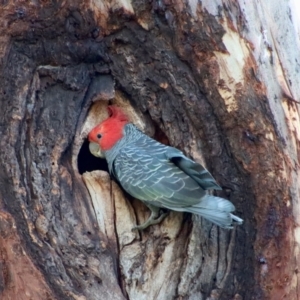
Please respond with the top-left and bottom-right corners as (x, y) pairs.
(0, 1), (299, 299)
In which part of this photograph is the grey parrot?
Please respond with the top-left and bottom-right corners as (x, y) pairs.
(88, 105), (243, 230)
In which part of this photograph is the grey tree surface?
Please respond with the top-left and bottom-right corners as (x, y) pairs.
(0, 1), (299, 299)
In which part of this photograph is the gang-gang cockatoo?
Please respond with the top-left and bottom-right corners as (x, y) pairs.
(88, 106), (243, 230)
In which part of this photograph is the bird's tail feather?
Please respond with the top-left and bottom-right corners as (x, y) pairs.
(172, 195), (243, 229)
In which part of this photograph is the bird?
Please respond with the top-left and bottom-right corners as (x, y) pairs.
(88, 105), (243, 230)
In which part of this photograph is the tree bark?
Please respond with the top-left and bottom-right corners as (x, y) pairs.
(0, 1), (299, 299)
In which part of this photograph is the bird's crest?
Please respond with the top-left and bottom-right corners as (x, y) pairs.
(107, 105), (129, 123)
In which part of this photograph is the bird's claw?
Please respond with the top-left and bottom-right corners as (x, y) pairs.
(131, 211), (168, 231)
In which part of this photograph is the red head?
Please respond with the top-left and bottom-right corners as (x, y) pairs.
(88, 106), (129, 151)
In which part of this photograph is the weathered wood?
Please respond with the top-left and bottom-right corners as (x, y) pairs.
(0, 1), (299, 299)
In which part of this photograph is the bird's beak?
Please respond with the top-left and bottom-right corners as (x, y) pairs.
(89, 142), (104, 158)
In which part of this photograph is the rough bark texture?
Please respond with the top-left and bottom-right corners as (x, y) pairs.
(0, 1), (299, 299)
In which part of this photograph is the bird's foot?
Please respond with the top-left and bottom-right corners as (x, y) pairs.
(132, 211), (168, 231)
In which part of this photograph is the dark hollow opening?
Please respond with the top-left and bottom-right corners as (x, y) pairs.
(77, 140), (109, 174)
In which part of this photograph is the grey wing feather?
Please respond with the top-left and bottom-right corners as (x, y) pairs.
(113, 149), (206, 208)
(130, 136), (221, 191)
(165, 147), (222, 190)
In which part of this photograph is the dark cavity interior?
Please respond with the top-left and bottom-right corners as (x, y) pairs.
(77, 140), (109, 174)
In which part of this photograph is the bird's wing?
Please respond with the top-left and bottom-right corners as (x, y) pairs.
(164, 147), (222, 190)
(112, 148), (206, 209)
(123, 135), (222, 190)
(129, 136), (221, 190)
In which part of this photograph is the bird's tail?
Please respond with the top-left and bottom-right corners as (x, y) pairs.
(175, 195), (243, 229)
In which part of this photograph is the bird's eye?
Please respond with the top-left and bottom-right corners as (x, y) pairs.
(97, 134), (102, 139)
